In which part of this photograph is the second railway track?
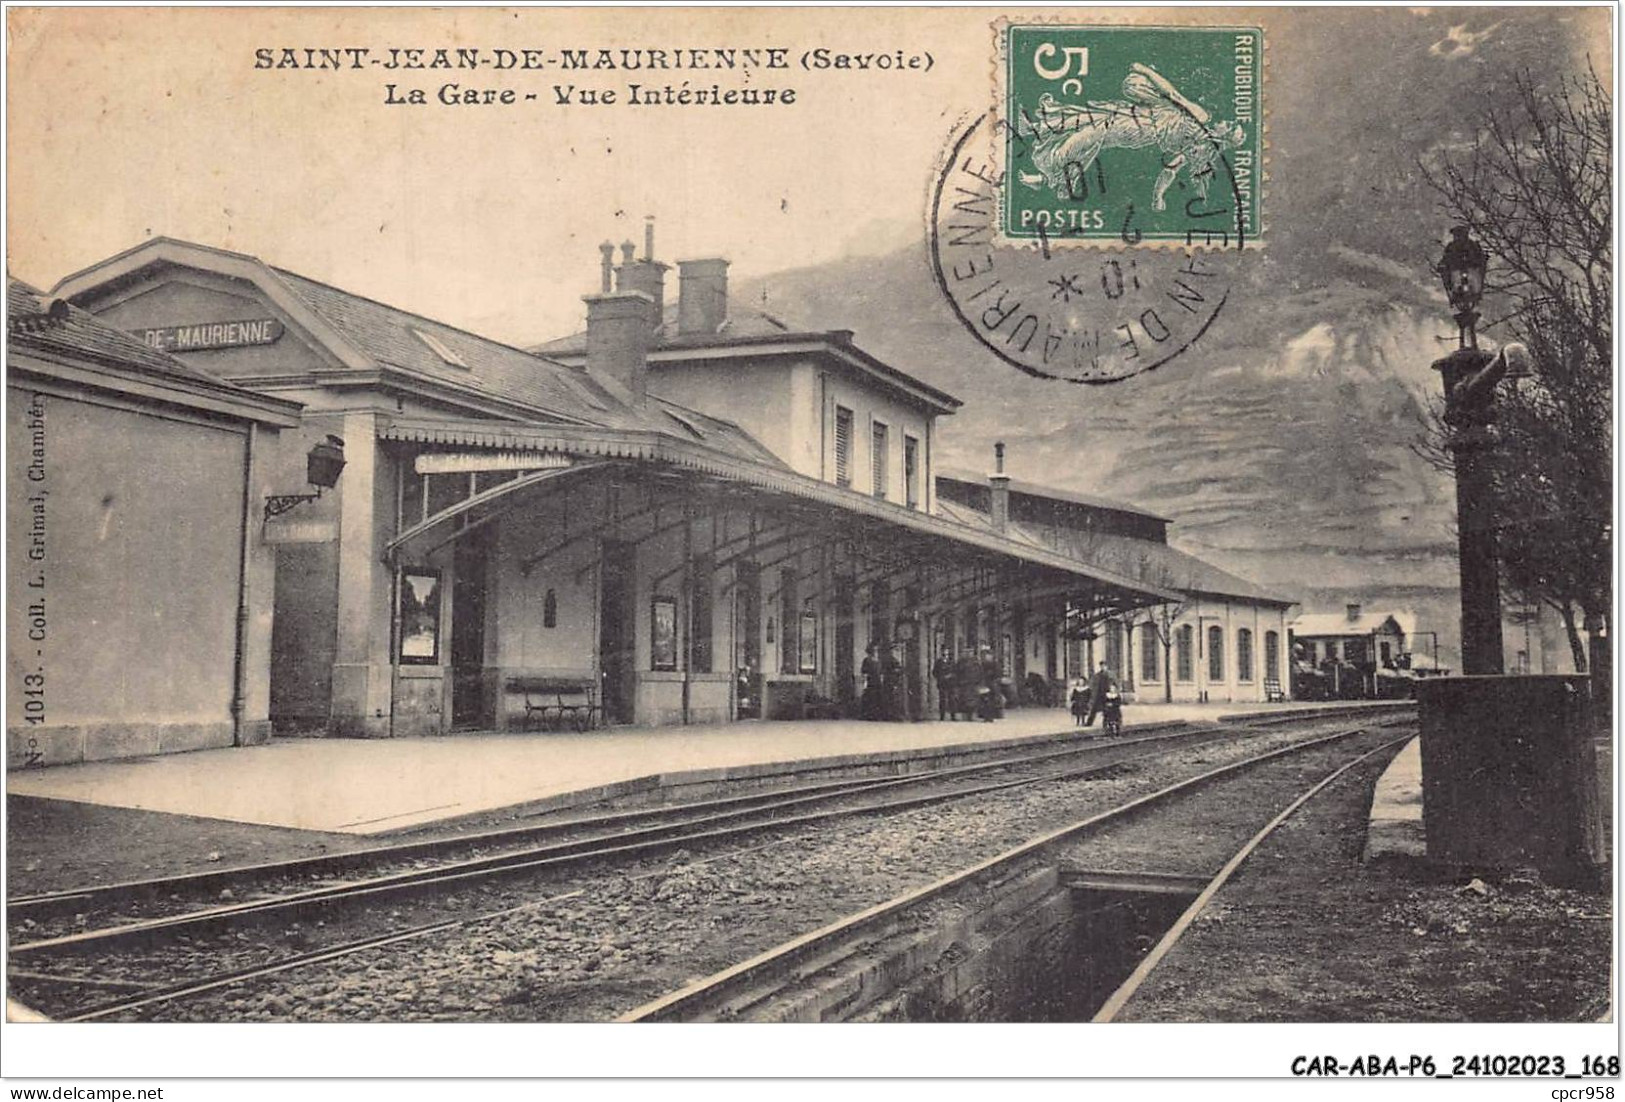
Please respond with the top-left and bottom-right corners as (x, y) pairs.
(9, 715), (1412, 1022)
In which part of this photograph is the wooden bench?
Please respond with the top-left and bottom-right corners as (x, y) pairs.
(507, 676), (600, 732)
(1264, 677), (1286, 703)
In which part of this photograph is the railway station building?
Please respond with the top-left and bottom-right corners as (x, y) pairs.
(20, 230), (1286, 762)
(6, 279), (301, 766)
(933, 468), (1296, 704)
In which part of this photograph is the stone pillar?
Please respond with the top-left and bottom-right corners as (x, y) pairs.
(329, 411), (393, 737)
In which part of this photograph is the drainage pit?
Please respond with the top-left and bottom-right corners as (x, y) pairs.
(855, 868), (1202, 1023)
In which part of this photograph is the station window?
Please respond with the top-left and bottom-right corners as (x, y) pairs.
(1176, 625), (1194, 682)
(1208, 625), (1225, 682)
(904, 435), (920, 510)
(834, 406), (854, 487)
(1141, 627), (1160, 682)
(1237, 628), (1254, 682)
(871, 421), (889, 498)
(1265, 630), (1281, 682)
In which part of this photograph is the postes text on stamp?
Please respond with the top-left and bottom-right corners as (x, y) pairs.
(1000, 23), (1262, 247)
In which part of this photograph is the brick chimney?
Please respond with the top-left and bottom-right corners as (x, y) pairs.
(1346, 602), (1362, 622)
(677, 258), (729, 335)
(989, 441), (1010, 534)
(614, 217), (667, 329)
(583, 290), (653, 405)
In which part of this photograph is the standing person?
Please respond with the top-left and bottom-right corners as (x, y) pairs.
(978, 645), (1004, 721)
(860, 642), (883, 720)
(932, 647), (956, 720)
(883, 642), (906, 721)
(954, 647), (982, 722)
(1084, 659), (1116, 727)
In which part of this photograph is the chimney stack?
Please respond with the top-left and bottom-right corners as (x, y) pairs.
(677, 258), (730, 335)
(1346, 602), (1362, 623)
(613, 219), (667, 329)
(583, 289), (653, 406)
(990, 442), (1010, 534)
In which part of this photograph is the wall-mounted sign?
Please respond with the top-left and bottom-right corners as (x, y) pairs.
(137, 318), (283, 352)
(262, 518), (338, 544)
(414, 451), (573, 475)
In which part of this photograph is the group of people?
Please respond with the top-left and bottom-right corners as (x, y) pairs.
(1070, 660), (1119, 727)
(864, 642), (1123, 727)
(859, 641), (910, 721)
(929, 646), (1010, 723)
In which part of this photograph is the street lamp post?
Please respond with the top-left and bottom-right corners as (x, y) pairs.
(1433, 226), (1531, 676)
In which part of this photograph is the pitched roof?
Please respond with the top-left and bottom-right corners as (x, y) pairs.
(267, 265), (650, 430)
(49, 238), (778, 463)
(8, 279), (223, 384)
(534, 300), (962, 412)
(935, 495), (1292, 606)
(937, 468), (1170, 523)
(272, 268), (781, 464)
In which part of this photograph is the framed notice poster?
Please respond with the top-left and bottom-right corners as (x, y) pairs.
(799, 608), (818, 673)
(398, 568), (442, 665)
(651, 596), (678, 671)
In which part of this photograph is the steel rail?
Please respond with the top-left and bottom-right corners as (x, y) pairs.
(1090, 733), (1414, 1023)
(33, 724), (1280, 1022)
(7, 721), (1204, 919)
(618, 726), (1383, 1022)
(10, 724), (1229, 956)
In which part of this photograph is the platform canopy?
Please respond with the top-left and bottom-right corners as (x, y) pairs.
(378, 416), (1181, 621)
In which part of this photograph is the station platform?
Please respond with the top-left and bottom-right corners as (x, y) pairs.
(6, 700), (1413, 836)
(1364, 735), (1425, 859)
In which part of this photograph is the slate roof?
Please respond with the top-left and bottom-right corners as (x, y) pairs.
(268, 266), (648, 430)
(8, 278), (223, 385)
(534, 300), (962, 411)
(937, 469), (1170, 523)
(935, 495), (1292, 607)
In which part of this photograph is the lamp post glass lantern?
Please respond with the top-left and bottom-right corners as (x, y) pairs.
(1432, 224), (1504, 675)
(265, 434), (348, 520)
(1439, 225), (1488, 348)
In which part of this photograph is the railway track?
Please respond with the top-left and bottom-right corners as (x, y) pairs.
(9, 717), (1403, 1022)
(9, 720), (1273, 1017)
(619, 726), (1410, 1022)
(9, 721), (1224, 940)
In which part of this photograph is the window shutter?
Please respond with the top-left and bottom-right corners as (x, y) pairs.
(834, 407), (853, 487)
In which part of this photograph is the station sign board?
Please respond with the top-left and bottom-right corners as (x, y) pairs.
(137, 318), (284, 352)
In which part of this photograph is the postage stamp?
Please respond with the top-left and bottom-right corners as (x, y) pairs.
(997, 23), (1263, 247)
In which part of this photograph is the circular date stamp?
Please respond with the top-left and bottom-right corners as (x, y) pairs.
(928, 23), (1263, 383)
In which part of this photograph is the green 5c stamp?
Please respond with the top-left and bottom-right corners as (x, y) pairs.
(1001, 24), (1263, 246)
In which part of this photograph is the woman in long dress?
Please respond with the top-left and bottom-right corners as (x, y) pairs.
(860, 642), (884, 720)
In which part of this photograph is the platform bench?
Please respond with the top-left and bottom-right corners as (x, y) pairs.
(1264, 677), (1286, 703)
(507, 676), (600, 732)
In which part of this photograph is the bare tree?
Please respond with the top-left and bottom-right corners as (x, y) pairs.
(1134, 556), (1191, 704)
(1421, 66), (1612, 680)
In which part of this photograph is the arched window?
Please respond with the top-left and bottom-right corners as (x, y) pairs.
(1176, 624), (1194, 682)
(1237, 628), (1254, 682)
(1141, 624), (1161, 682)
(1104, 620), (1124, 676)
(1208, 625), (1225, 682)
(1265, 630), (1281, 682)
